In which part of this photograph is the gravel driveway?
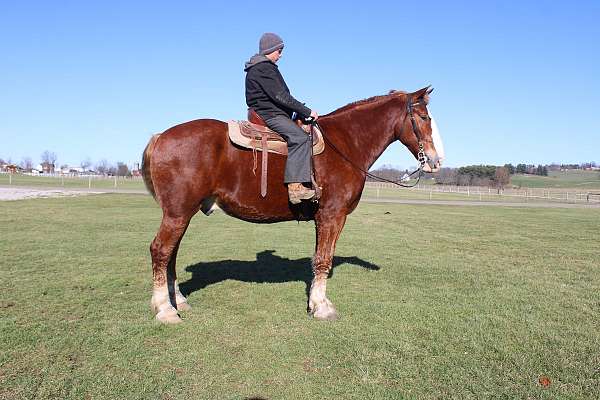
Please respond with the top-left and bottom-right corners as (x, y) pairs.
(0, 187), (104, 201)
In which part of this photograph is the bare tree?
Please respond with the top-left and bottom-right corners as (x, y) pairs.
(367, 164), (404, 182)
(41, 150), (57, 165)
(96, 159), (109, 175)
(116, 162), (131, 177)
(457, 174), (471, 186)
(20, 157), (33, 172)
(107, 165), (117, 176)
(81, 157), (92, 171)
(434, 168), (458, 185)
(494, 167), (510, 192)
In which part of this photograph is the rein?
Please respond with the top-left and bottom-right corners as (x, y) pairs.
(309, 97), (427, 188)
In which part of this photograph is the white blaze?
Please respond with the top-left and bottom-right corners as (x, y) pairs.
(430, 115), (445, 161)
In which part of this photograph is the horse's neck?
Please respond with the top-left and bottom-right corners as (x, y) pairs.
(322, 101), (398, 171)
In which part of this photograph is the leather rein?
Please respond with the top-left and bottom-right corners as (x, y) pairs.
(309, 97), (429, 188)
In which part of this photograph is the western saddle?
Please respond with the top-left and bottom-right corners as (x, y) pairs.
(227, 109), (324, 198)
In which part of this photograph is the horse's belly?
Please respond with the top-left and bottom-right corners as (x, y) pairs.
(210, 191), (311, 223)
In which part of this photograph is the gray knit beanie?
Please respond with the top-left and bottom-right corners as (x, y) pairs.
(259, 33), (284, 55)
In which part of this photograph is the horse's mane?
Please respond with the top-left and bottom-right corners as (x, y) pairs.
(325, 90), (408, 117)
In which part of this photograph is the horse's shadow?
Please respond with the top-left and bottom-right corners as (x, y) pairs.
(179, 250), (380, 300)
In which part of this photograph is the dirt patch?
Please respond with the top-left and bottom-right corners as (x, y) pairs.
(0, 187), (104, 201)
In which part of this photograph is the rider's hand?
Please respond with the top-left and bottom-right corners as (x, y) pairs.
(310, 110), (319, 120)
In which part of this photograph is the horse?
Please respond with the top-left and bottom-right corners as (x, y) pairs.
(142, 86), (443, 323)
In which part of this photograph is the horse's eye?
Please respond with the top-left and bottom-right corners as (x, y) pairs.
(420, 114), (430, 121)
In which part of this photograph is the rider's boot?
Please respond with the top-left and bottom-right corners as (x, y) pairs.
(288, 182), (315, 204)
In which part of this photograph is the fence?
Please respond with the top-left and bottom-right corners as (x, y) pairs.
(0, 173), (145, 191)
(365, 182), (600, 204)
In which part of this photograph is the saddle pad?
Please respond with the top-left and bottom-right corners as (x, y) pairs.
(227, 120), (325, 156)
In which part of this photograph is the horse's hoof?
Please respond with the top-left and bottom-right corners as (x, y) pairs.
(311, 306), (338, 321)
(155, 309), (183, 324)
(176, 302), (192, 312)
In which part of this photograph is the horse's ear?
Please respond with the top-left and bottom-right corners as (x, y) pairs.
(411, 85), (432, 104)
(412, 85), (431, 98)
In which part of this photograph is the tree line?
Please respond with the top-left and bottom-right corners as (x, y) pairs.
(508, 164), (548, 176)
(434, 165), (511, 188)
(0, 150), (136, 177)
(369, 161), (598, 188)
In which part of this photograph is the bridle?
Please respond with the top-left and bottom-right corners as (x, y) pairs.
(310, 95), (431, 188)
(407, 99), (430, 170)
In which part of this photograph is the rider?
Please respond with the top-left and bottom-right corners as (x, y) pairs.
(244, 32), (319, 204)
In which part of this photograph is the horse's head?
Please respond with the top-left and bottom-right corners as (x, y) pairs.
(392, 86), (444, 172)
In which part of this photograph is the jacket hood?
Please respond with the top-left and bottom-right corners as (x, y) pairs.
(244, 54), (272, 71)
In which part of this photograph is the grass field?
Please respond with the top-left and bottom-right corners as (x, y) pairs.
(511, 170), (600, 189)
(1, 194), (599, 399)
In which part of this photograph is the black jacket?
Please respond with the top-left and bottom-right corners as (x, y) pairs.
(244, 54), (311, 121)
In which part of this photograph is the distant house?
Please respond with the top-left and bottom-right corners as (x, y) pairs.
(4, 164), (20, 173)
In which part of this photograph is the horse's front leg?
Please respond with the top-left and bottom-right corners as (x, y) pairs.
(309, 213), (347, 321)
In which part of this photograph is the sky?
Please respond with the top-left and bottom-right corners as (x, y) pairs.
(1, 0), (599, 170)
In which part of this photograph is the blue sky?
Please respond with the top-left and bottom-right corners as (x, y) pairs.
(1, 1), (598, 170)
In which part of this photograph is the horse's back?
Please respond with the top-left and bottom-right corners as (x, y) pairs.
(155, 118), (229, 162)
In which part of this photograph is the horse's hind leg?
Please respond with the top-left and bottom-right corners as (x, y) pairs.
(168, 242), (191, 312)
(150, 214), (190, 323)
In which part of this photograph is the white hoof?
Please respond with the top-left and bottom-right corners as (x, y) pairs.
(312, 308), (338, 321)
(151, 288), (184, 323)
(155, 308), (182, 324)
(310, 301), (338, 321)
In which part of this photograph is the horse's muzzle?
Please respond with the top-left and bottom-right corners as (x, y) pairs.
(422, 154), (441, 173)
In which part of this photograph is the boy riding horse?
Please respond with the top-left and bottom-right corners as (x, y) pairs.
(244, 33), (319, 204)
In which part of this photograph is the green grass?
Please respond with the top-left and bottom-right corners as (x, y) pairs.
(1, 195), (599, 399)
(511, 170), (600, 189)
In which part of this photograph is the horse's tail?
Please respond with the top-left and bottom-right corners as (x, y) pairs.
(141, 133), (160, 201)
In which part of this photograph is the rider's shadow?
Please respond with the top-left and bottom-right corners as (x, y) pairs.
(179, 250), (380, 299)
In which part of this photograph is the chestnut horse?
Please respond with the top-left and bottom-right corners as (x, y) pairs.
(142, 86), (442, 323)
